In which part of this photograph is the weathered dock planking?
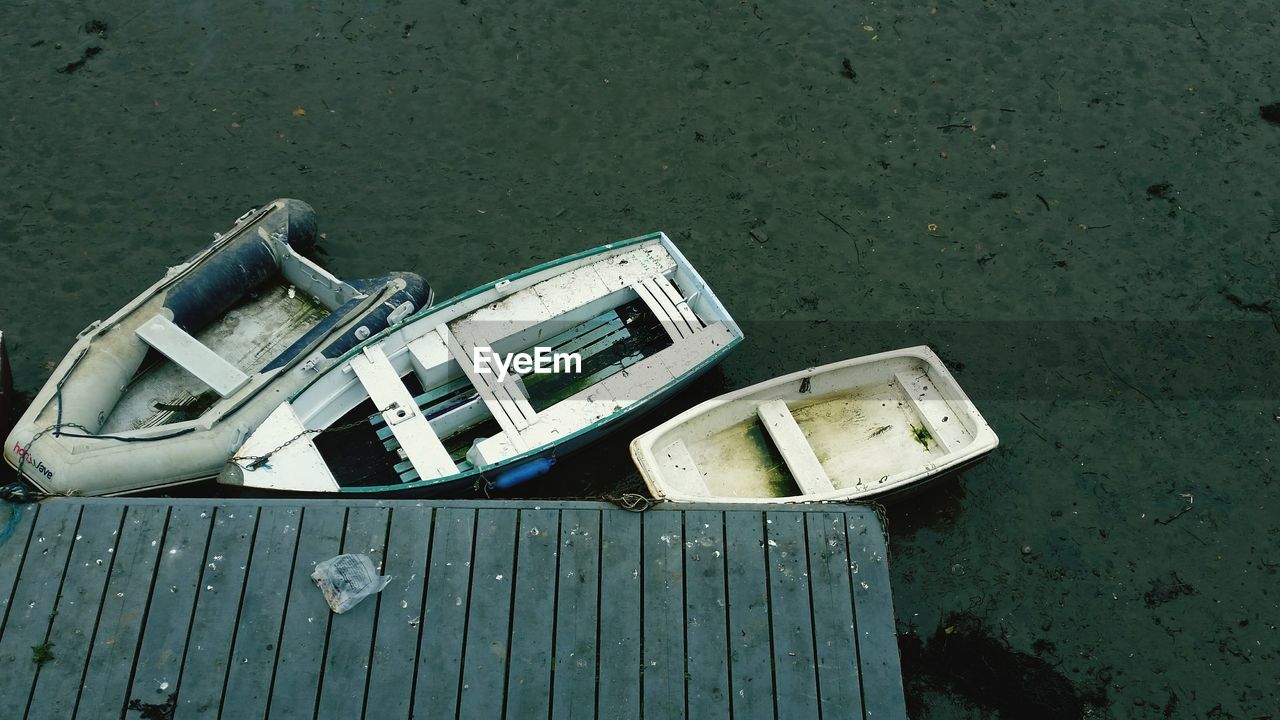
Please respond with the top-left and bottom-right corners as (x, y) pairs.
(0, 498), (907, 719)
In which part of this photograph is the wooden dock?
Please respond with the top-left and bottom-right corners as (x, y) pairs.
(0, 498), (906, 719)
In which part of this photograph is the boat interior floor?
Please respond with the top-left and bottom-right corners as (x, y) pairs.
(101, 279), (329, 432)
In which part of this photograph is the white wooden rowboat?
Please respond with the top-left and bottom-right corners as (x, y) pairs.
(220, 232), (742, 495)
(630, 346), (997, 503)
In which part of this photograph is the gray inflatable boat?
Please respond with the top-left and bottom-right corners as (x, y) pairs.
(3, 199), (431, 496)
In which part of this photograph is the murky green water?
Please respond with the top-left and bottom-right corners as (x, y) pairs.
(2, 2), (1276, 716)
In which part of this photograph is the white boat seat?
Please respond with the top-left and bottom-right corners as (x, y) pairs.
(438, 324), (533, 453)
(632, 276), (700, 342)
(658, 439), (711, 497)
(348, 344), (457, 480)
(756, 400), (836, 496)
(135, 314), (249, 397)
(893, 371), (972, 451)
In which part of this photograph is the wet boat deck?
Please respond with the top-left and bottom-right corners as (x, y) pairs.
(0, 497), (906, 719)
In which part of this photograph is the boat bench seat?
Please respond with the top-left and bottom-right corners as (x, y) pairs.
(658, 439), (711, 497)
(348, 343), (457, 481)
(632, 275), (701, 343)
(893, 371), (972, 451)
(135, 314), (249, 397)
(756, 399), (836, 496)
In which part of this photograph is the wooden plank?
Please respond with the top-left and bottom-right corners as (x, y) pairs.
(316, 506), (392, 720)
(765, 512), (821, 719)
(365, 506), (435, 719)
(550, 509), (601, 720)
(757, 400), (834, 496)
(641, 511), (685, 719)
(684, 510), (731, 720)
(894, 370), (970, 450)
(27, 504), (124, 719)
(0, 502), (80, 711)
(220, 506), (302, 718)
(136, 314), (249, 397)
(443, 326), (531, 449)
(805, 511), (864, 719)
(266, 505), (346, 720)
(724, 510), (775, 720)
(73, 505), (169, 720)
(633, 278), (687, 342)
(596, 509), (641, 720)
(173, 506), (257, 720)
(0, 501), (40, 633)
(502, 509), (560, 718)
(456, 509), (520, 719)
(412, 507), (477, 717)
(651, 274), (703, 331)
(124, 504), (213, 720)
(845, 510), (907, 718)
(350, 344), (457, 480)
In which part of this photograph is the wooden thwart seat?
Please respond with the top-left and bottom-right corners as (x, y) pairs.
(659, 439), (711, 496)
(756, 400), (836, 495)
(893, 371), (971, 451)
(438, 324), (533, 452)
(632, 275), (700, 342)
(135, 315), (249, 397)
(348, 344), (456, 480)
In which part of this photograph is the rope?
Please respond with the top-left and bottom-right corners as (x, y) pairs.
(603, 493), (655, 512)
(229, 402), (401, 471)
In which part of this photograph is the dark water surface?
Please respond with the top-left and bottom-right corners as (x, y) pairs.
(2, 2), (1277, 716)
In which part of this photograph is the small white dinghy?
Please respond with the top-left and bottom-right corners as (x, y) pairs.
(630, 346), (998, 503)
(221, 232), (742, 496)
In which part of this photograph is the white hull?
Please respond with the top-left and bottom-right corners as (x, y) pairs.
(631, 346), (998, 503)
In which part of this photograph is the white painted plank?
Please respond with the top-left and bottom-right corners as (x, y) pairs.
(633, 280), (688, 342)
(439, 325), (531, 450)
(349, 344), (457, 479)
(757, 399), (835, 496)
(658, 440), (711, 497)
(650, 275), (703, 331)
(893, 371), (971, 450)
(135, 314), (249, 397)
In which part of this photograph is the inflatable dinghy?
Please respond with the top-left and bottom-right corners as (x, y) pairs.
(3, 199), (431, 496)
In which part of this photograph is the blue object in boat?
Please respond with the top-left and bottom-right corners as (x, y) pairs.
(492, 457), (556, 489)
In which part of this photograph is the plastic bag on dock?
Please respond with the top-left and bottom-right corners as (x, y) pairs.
(311, 554), (391, 614)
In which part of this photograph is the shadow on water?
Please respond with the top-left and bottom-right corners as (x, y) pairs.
(882, 476), (969, 542)
(898, 612), (1110, 720)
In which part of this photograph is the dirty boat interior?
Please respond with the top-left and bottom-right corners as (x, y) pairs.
(101, 230), (369, 433)
(641, 351), (991, 500)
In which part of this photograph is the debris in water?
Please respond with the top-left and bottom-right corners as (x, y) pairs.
(1260, 103), (1280, 125)
(57, 46), (101, 74)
